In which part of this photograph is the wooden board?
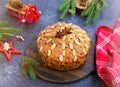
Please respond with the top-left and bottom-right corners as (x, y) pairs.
(25, 36), (95, 83)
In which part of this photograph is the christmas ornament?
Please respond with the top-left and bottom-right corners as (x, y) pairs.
(0, 41), (22, 61)
(5, 0), (41, 24)
(58, 0), (107, 25)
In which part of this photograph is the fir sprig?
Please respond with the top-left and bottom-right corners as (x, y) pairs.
(81, 0), (108, 25)
(0, 21), (8, 27)
(58, 0), (76, 19)
(0, 21), (22, 41)
(21, 56), (40, 79)
(0, 54), (3, 59)
(58, 0), (108, 25)
(0, 27), (22, 33)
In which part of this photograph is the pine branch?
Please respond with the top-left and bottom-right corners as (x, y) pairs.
(94, 3), (101, 22)
(59, 2), (71, 19)
(0, 21), (8, 27)
(21, 57), (40, 79)
(0, 54), (3, 59)
(81, 0), (108, 25)
(84, 6), (95, 25)
(101, 0), (108, 9)
(58, 0), (71, 11)
(70, 0), (76, 16)
(0, 35), (8, 41)
(58, 0), (108, 25)
(28, 65), (36, 79)
(0, 27), (22, 34)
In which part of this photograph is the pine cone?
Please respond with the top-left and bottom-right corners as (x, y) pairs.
(9, 0), (25, 9)
(75, 0), (91, 10)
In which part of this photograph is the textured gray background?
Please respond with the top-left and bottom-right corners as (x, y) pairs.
(0, 0), (120, 87)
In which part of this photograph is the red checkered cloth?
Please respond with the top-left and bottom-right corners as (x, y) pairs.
(96, 16), (120, 87)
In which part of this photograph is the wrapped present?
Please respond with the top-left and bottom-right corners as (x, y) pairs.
(5, 0), (41, 24)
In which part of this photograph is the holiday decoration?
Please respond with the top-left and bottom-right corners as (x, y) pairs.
(58, 0), (107, 25)
(0, 21), (23, 41)
(21, 57), (40, 79)
(9, 0), (25, 9)
(0, 41), (22, 61)
(5, 0), (41, 24)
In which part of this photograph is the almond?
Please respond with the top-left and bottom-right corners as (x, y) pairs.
(48, 50), (51, 56)
(85, 44), (89, 49)
(59, 55), (63, 61)
(62, 43), (66, 50)
(61, 27), (65, 30)
(78, 37), (84, 41)
(69, 43), (73, 50)
(62, 50), (65, 56)
(51, 43), (56, 50)
(77, 33), (82, 37)
(37, 37), (41, 42)
(74, 56), (77, 62)
(46, 39), (52, 43)
(58, 22), (62, 25)
(75, 40), (81, 46)
(51, 26), (55, 29)
(72, 50), (76, 56)
(39, 46), (43, 52)
(69, 35), (73, 39)
(62, 36), (66, 41)
(83, 48), (87, 55)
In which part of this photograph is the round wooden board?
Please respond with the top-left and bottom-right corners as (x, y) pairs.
(25, 36), (95, 83)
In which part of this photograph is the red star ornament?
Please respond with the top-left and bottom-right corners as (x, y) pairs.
(0, 41), (22, 61)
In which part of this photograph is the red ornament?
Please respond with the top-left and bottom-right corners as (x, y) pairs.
(0, 42), (22, 61)
(5, 3), (41, 24)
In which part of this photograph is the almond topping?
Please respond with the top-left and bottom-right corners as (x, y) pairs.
(77, 33), (82, 37)
(74, 56), (77, 62)
(75, 40), (81, 46)
(68, 23), (72, 26)
(87, 38), (91, 41)
(39, 46), (43, 52)
(69, 35), (73, 39)
(85, 44), (89, 49)
(48, 50), (51, 56)
(46, 39), (52, 43)
(62, 43), (66, 50)
(62, 50), (65, 56)
(61, 27), (65, 30)
(58, 22), (62, 25)
(78, 37), (84, 41)
(72, 50), (76, 56)
(41, 30), (46, 34)
(51, 43), (56, 50)
(59, 55), (63, 61)
(62, 36), (66, 41)
(83, 48), (87, 55)
(37, 37), (41, 42)
(69, 43), (73, 50)
(51, 26), (55, 29)
(65, 24), (68, 27)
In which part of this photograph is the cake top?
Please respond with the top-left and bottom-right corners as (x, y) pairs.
(37, 22), (91, 62)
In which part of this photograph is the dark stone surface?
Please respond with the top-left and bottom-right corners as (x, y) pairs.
(0, 0), (119, 87)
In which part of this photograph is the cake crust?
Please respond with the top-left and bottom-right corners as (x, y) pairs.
(37, 22), (91, 71)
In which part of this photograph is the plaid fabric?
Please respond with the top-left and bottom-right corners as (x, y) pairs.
(96, 16), (120, 87)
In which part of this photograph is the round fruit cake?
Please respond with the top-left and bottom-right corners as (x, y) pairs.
(37, 22), (91, 71)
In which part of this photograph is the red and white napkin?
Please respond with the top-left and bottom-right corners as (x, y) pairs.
(96, 16), (120, 87)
